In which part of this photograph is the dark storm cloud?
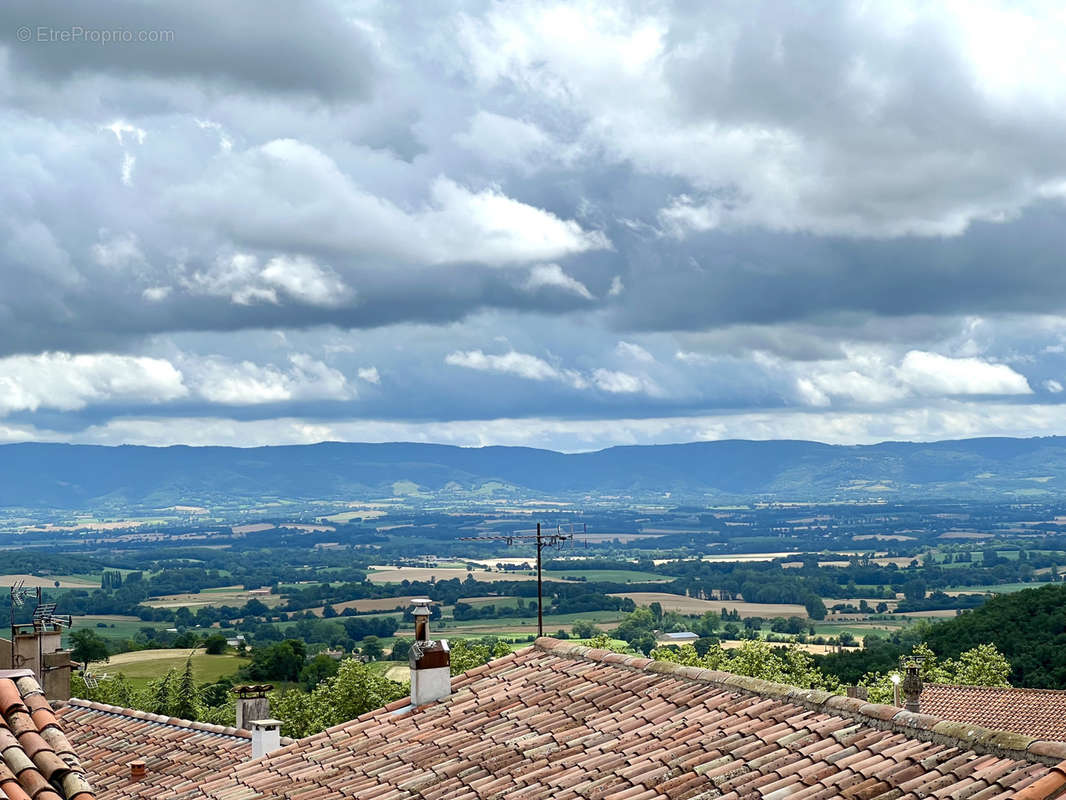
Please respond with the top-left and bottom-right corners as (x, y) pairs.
(0, 0), (375, 100)
(612, 201), (1066, 333)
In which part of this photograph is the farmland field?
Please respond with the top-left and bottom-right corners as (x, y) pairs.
(608, 591), (808, 618)
(66, 615), (168, 644)
(309, 596), (419, 616)
(145, 586), (281, 608)
(941, 581), (1057, 595)
(0, 573), (99, 588)
(88, 649), (249, 685)
(540, 569), (672, 583)
(366, 566), (544, 584)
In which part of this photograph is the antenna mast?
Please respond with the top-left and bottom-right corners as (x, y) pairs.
(459, 522), (586, 637)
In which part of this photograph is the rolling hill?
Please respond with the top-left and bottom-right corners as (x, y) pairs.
(6, 436), (1066, 507)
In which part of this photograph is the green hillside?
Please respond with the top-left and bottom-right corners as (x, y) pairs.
(923, 584), (1066, 688)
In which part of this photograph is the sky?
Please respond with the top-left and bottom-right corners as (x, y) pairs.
(4, 1), (1066, 451)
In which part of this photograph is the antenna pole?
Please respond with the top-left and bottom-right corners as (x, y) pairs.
(536, 523), (544, 637)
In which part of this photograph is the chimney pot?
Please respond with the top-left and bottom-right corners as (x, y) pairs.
(232, 684), (273, 731)
(130, 760), (146, 781)
(901, 663), (923, 713)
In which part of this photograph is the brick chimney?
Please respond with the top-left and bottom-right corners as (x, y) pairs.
(250, 719), (283, 759)
(233, 684), (272, 731)
(409, 598), (450, 706)
(129, 760), (146, 781)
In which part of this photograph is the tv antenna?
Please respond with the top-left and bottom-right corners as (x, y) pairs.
(459, 522), (586, 637)
(9, 581), (34, 668)
(9, 584), (74, 675)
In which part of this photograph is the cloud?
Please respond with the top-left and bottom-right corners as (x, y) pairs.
(615, 341), (655, 362)
(188, 353), (351, 404)
(445, 349), (587, 388)
(357, 366), (381, 384)
(454, 111), (554, 168)
(0, 0), (376, 100)
(523, 264), (593, 299)
(185, 252), (350, 307)
(170, 140), (609, 267)
(1045, 379), (1063, 394)
(445, 347), (663, 396)
(2, 2), (1066, 447)
(896, 351), (1032, 396)
(591, 368), (657, 395)
(793, 348), (1032, 407)
(0, 352), (187, 415)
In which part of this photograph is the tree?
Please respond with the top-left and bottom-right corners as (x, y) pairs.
(571, 621), (601, 639)
(360, 636), (383, 662)
(390, 638), (412, 661)
(172, 658), (198, 721)
(204, 633), (228, 655)
(299, 654), (340, 691)
(70, 629), (110, 665)
(271, 658), (407, 738)
(448, 638), (511, 675)
(651, 640), (837, 691)
(649, 602), (663, 623)
(147, 670), (175, 715)
(947, 643), (1011, 687)
(803, 596), (827, 621)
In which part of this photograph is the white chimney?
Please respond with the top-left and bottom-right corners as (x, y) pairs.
(250, 719), (283, 759)
(409, 598), (451, 706)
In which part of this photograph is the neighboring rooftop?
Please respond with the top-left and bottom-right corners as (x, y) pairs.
(921, 684), (1066, 744)
(158, 638), (1066, 799)
(57, 700), (285, 800)
(0, 669), (93, 800)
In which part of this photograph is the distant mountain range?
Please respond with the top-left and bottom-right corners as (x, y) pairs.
(7, 436), (1066, 508)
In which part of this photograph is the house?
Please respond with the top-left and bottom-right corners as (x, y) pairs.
(660, 631), (699, 642)
(7, 614), (1066, 799)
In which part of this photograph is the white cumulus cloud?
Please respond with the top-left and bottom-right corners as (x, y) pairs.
(0, 352), (187, 415)
(523, 263), (593, 299)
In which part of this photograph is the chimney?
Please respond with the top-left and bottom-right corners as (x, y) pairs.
(233, 684), (273, 731)
(409, 598), (450, 706)
(250, 719), (283, 759)
(901, 663), (923, 713)
(129, 760), (146, 781)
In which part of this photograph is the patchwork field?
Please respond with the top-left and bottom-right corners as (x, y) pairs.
(608, 591), (808, 618)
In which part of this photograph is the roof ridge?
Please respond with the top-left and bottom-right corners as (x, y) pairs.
(64, 698), (253, 739)
(533, 637), (1066, 767)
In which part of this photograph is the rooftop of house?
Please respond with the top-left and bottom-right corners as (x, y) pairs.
(141, 638), (1066, 800)
(56, 700), (294, 800)
(920, 683), (1066, 744)
(0, 669), (93, 800)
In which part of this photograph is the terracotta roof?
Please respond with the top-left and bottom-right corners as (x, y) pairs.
(56, 700), (292, 800)
(161, 638), (1066, 799)
(921, 684), (1066, 743)
(0, 669), (93, 800)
